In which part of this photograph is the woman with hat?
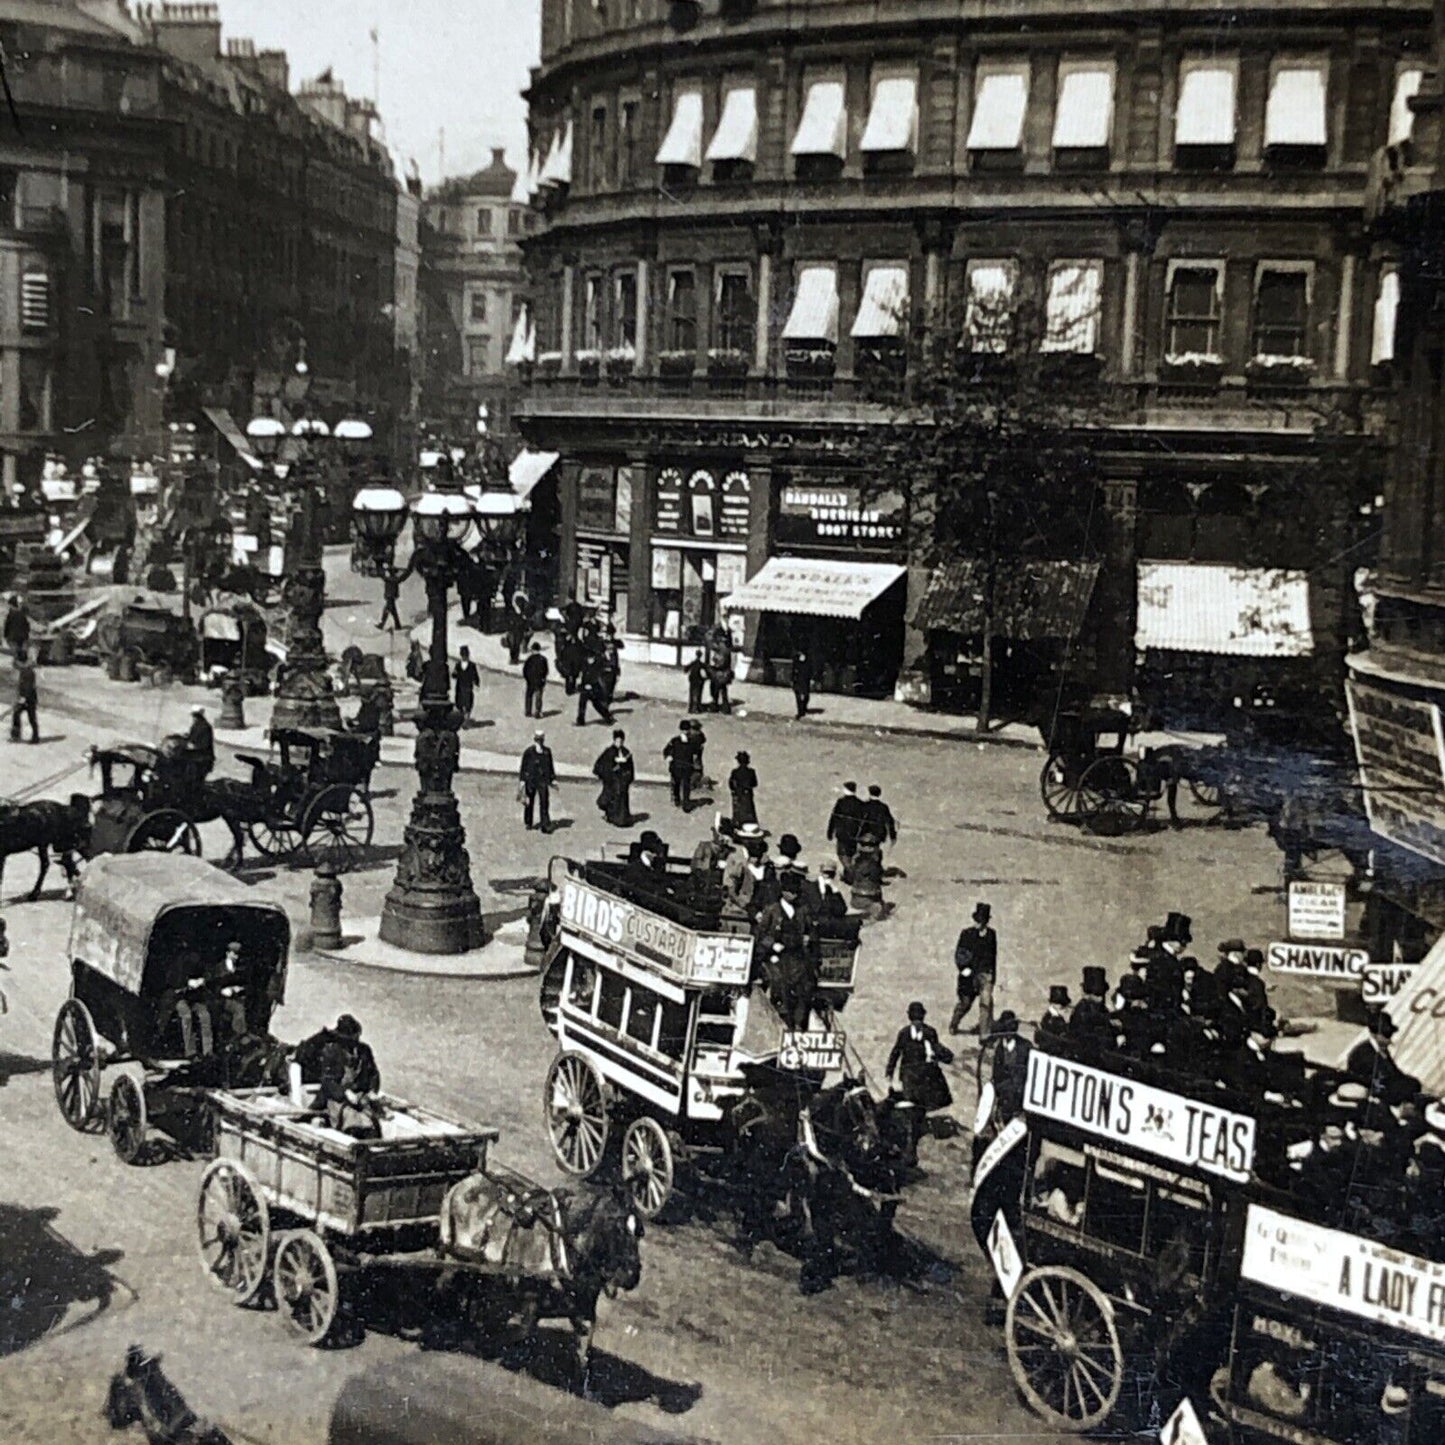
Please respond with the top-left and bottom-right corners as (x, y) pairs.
(728, 750), (759, 828)
(722, 824), (773, 918)
(592, 728), (635, 826)
(884, 1002), (954, 1164)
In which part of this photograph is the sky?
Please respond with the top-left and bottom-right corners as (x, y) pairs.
(221, 0), (538, 185)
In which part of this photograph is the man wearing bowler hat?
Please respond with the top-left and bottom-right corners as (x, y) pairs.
(950, 901), (998, 1037)
(1347, 1008), (1421, 1106)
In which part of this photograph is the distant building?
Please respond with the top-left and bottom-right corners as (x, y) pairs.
(420, 149), (530, 443)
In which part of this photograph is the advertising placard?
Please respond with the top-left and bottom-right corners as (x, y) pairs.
(1287, 880), (1346, 942)
(1024, 1050), (1256, 1181)
(775, 482), (906, 550)
(1266, 941), (1368, 978)
(654, 468), (685, 535)
(719, 470), (751, 539)
(1363, 963), (1419, 1004)
(1347, 679), (1445, 869)
(1241, 1204), (1445, 1345)
(779, 1030), (845, 1072)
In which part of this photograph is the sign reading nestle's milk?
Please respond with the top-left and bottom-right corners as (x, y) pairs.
(1287, 880), (1346, 941)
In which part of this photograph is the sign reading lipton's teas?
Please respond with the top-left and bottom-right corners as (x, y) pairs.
(558, 877), (753, 985)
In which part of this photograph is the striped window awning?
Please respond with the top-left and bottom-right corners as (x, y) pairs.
(851, 264), (909, 339)
(707, 84), (759, 163)
(1053, 66), (1114, 149)
(656, 88), (704, 168)
(1041, 262), (1102, 354)
(912, 559), (1100, 641)
(860, 74), (918, 153)
(1135, 562), (1314, 657)
(20, 270), (50, 332)
(1265, 65), (1328, 147)
(791, 79), (847, 158)
(782, 265), (840, 344)
(724, 557), (906, 620)
(1391, 68), (1424, 146)
(1176, 65), (1237, 146)
(967, 67), (1029, 150)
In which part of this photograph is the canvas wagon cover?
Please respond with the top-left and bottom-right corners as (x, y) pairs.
(68, 854), (289, 993)
(438, 1166), (568, 1281)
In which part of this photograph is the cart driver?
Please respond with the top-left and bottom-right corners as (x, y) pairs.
(169, 950), (215, 1057)
(206, 939), (249, 1045)
(185, 705), (215, 779)
(295, 1014), (382, 1138)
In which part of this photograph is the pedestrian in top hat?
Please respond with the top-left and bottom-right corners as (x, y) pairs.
(861, 784), (898, 848)
(885, 1001), (954, 1163)
(518, 730), (556, 832)
(826, 781), (865, 880)
(664, 722), (695, 811)
(522, 642), (549, 719)
(184, 704), (214, 777)
(989, 1012), (1031, 1122)
(950, 902), (997, 1037)
(729, 750), (758, 828)
(1347, 1009), (1421, 1106)
(574, 647), (614, 726)
(1069, 967), (1114, 1052)
(685, 717), (708, 790)
(453, 645), (480, 722)
(685, 649), (707, 714)
(1037, 985), (1072, 1040)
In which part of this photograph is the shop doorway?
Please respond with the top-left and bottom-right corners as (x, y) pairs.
(680, 552), (718, 640)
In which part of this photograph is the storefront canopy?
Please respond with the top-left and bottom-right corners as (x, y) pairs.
(1135, 561), (1314, 657)
(912, 559), (1100, 641)
(508, 448), (558, 502)
(202, 406), (262, 471)
(724, 558), (905, 620)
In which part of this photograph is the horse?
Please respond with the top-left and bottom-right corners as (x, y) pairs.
(0, 793), (90, 901)
(437, 1172), (643, 1381)
(103, 1344), (231, 1445)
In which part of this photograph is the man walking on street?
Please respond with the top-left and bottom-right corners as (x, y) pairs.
(950, 901), (998, 1037)
(3, 595), (29, 661)
(861, 784), (898, 850)
(574, 649), (613, 726)
(664, 722), (694, 812)
(826, 781), (865, 880)
(10, 647), (38, 743)
(377, 565), (402, 631)
(519, 730), (556, 832)
(792, 648), (812, 720)
(523, 642), (549, 718)
(686, 650), (706, 713)
(453, 645), (480, 723)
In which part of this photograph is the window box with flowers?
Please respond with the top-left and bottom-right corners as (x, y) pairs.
(575, 348), (601, 383)
(536, 351), (562, 379)
(605, 343), (636, 383)
(1245, 354), (1314, 388)
(658, 349), (697, 379)
(784, 344), (837, 380)
(1160, 352), (1225, 385)
(707, 347), (750, 378)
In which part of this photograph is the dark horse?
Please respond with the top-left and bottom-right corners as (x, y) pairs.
(104, 1344), (231, 1445)
(0, 793), (89, 901)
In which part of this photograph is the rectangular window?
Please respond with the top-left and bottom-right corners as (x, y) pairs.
(1165, 263), (1224, 359)
(624, 986), (661, 1049)
(1390, 68), (1424, 147)
(589, 104), (608, 190)
(1053, 61), (1114, 151)
(860, 70), (918, 154)
(1175, 60), (1238, 147)
(468, 337), (493, 374)
(1373, 267), (1401, 364)
(715, 266), (754, 355)
(851, 262), (909, 339)
(1253, 267), (1311, 358)
(469, 291), (488, 323)
(475, 207), (493, 236)
(613, 269), (638, 351)
(782, 264), (840, 344)
(18, 353), (50, 432)
(657, 999), (689, 1059)
(791, 76), (847, 158)
(1041, 261), (1103, 354)
(963, 259), (1017, 353)
(666, 268), (697, 352)
(582, 273), (602, 352)
(618, 98), (641, 185)
(596, 972), (626, 1030)
(656, 85), (704, 169)
(1264, 61), (1328, 149)
(967, 62), (1030, 151)
(707, 81), (759, 166)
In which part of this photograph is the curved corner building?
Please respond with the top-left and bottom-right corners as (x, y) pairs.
(514, 0), (1430, 714)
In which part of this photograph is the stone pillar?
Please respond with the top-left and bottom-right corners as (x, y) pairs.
(560, 263), (575, 372)
(626, 453), (652, 646)
(635, 258), (650, 370)
(754, 252), (772, 374)
(1121, 252), (1142, 377)
(738, 456), (773, 676)
(1335, 254), (1357, 381)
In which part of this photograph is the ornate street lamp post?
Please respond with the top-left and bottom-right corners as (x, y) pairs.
(353, 463), (487, 953)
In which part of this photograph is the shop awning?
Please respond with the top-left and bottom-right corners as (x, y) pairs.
(1176, 65), (1237, 145)
(508, 448), (558, 502)
(1052, 66), (1114, 148)
(1265, 65), (1327, 147)
(724, 557), (905, 620)
(1135, 562), (1314, 657)
(912, 559), (1100, 640)
(851, 264), (909, 339)
(967, 67), (1029, 150)
(505, 307), (534, 365)
(1373, 269), (1400, 365)
(540, 121), (573, 186)
(202, 406), (263, 471)
(860, 74), (917, 153)
(782, 265), (840, 344)
(1391, 68), (1424, 145)
(1041, 262), (1102, 355)
(791, 79), (847, 158)
(707, 84), (759, 163)
(656, 88), (704, 168)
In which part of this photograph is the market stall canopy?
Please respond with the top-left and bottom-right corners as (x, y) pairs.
(1135, 561), (1314, 657)
(1384, 928), (1445, 1095)
(203, 406), (263, 471)
(508, 448), (559, 502)
(912, 558), (1100, 641)
(723, 557), (905, 620)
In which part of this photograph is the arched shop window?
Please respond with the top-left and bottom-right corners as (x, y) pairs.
(1191, 481), (1252, 564)
(688, 469), (716, 536)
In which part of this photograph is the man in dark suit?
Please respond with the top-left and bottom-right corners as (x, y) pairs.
(950, 901), (998, 1036)
(792, 648), (812, 719)
(1037, 985), (1071, 1040)
(885, 1001), (955, 1163)
(826, 781), (865, 879)
(522, 642), (549, 718)
(1069, 966), (1114, 1052)
(518, 730), (556, 832)
(861, 784), (898, 848)
(1347, 1010), (1421, 1106)
(663, 723), (694, 811)
(989, 1012), (1032, 1121)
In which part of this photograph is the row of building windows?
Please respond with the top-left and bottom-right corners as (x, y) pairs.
(515, 255), (1401, 369)
(531, 50), (1425, 193)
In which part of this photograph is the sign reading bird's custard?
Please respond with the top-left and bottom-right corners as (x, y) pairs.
(1024, 1051), (1256, 1181)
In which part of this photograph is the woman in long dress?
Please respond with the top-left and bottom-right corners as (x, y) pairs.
(593, 729), (635, 826)
(729, 750), (758, 827)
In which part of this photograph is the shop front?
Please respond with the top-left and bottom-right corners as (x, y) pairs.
(573, 463), (633, 630)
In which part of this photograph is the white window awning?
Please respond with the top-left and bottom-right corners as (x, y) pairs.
(509, 448), (559, 502)
(1390, 68), (1424, 146)
(1053, 66), (1114, 149)
(1136, 562), (1314, 657)
(656, 88), (704, 168)
(1265, 65), (1328, 147)
(1041, 262), (1102, 354)
(965, 261), (1017, 352)
(509, 159), (531, 205)
(851, 264), (909, 339)
(1373, 268), (1400, 364)
(967, 67), (1029, 150)
(1176, 65), (1237, 145)
(707, 84), (758, 163)
(860, 74), (918, 153)
(540, 121), (573, 185)
(505, 307), (532, 365)
(724, 557), (906, 620)
(791, 79), (847, 158)
(782, 265), (839, 344)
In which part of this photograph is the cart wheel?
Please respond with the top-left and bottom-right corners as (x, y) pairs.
(621, 1116), (674, 1219)
(544, 1051), (610, 1177)
(1006, 1264), (1124, 1431)
(1039, 753), (1084, 820)
(107, 1073), (147, 1164)
(52, 998), (103, 1131)
(273, 1229), (340, 1345)
(196, 1159), (270, 1305)
(127, 809), (202, 856)
(248, 817), (303, 861)
(301, 785), (374, 874)
(1077, 756), (1148, 836)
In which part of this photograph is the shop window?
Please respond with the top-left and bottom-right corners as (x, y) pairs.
(1252, 267), (1310, 360)
(714, 266), (754, 358)
(577, 466), (625, 532)
(1165, 263), (1223, 360)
